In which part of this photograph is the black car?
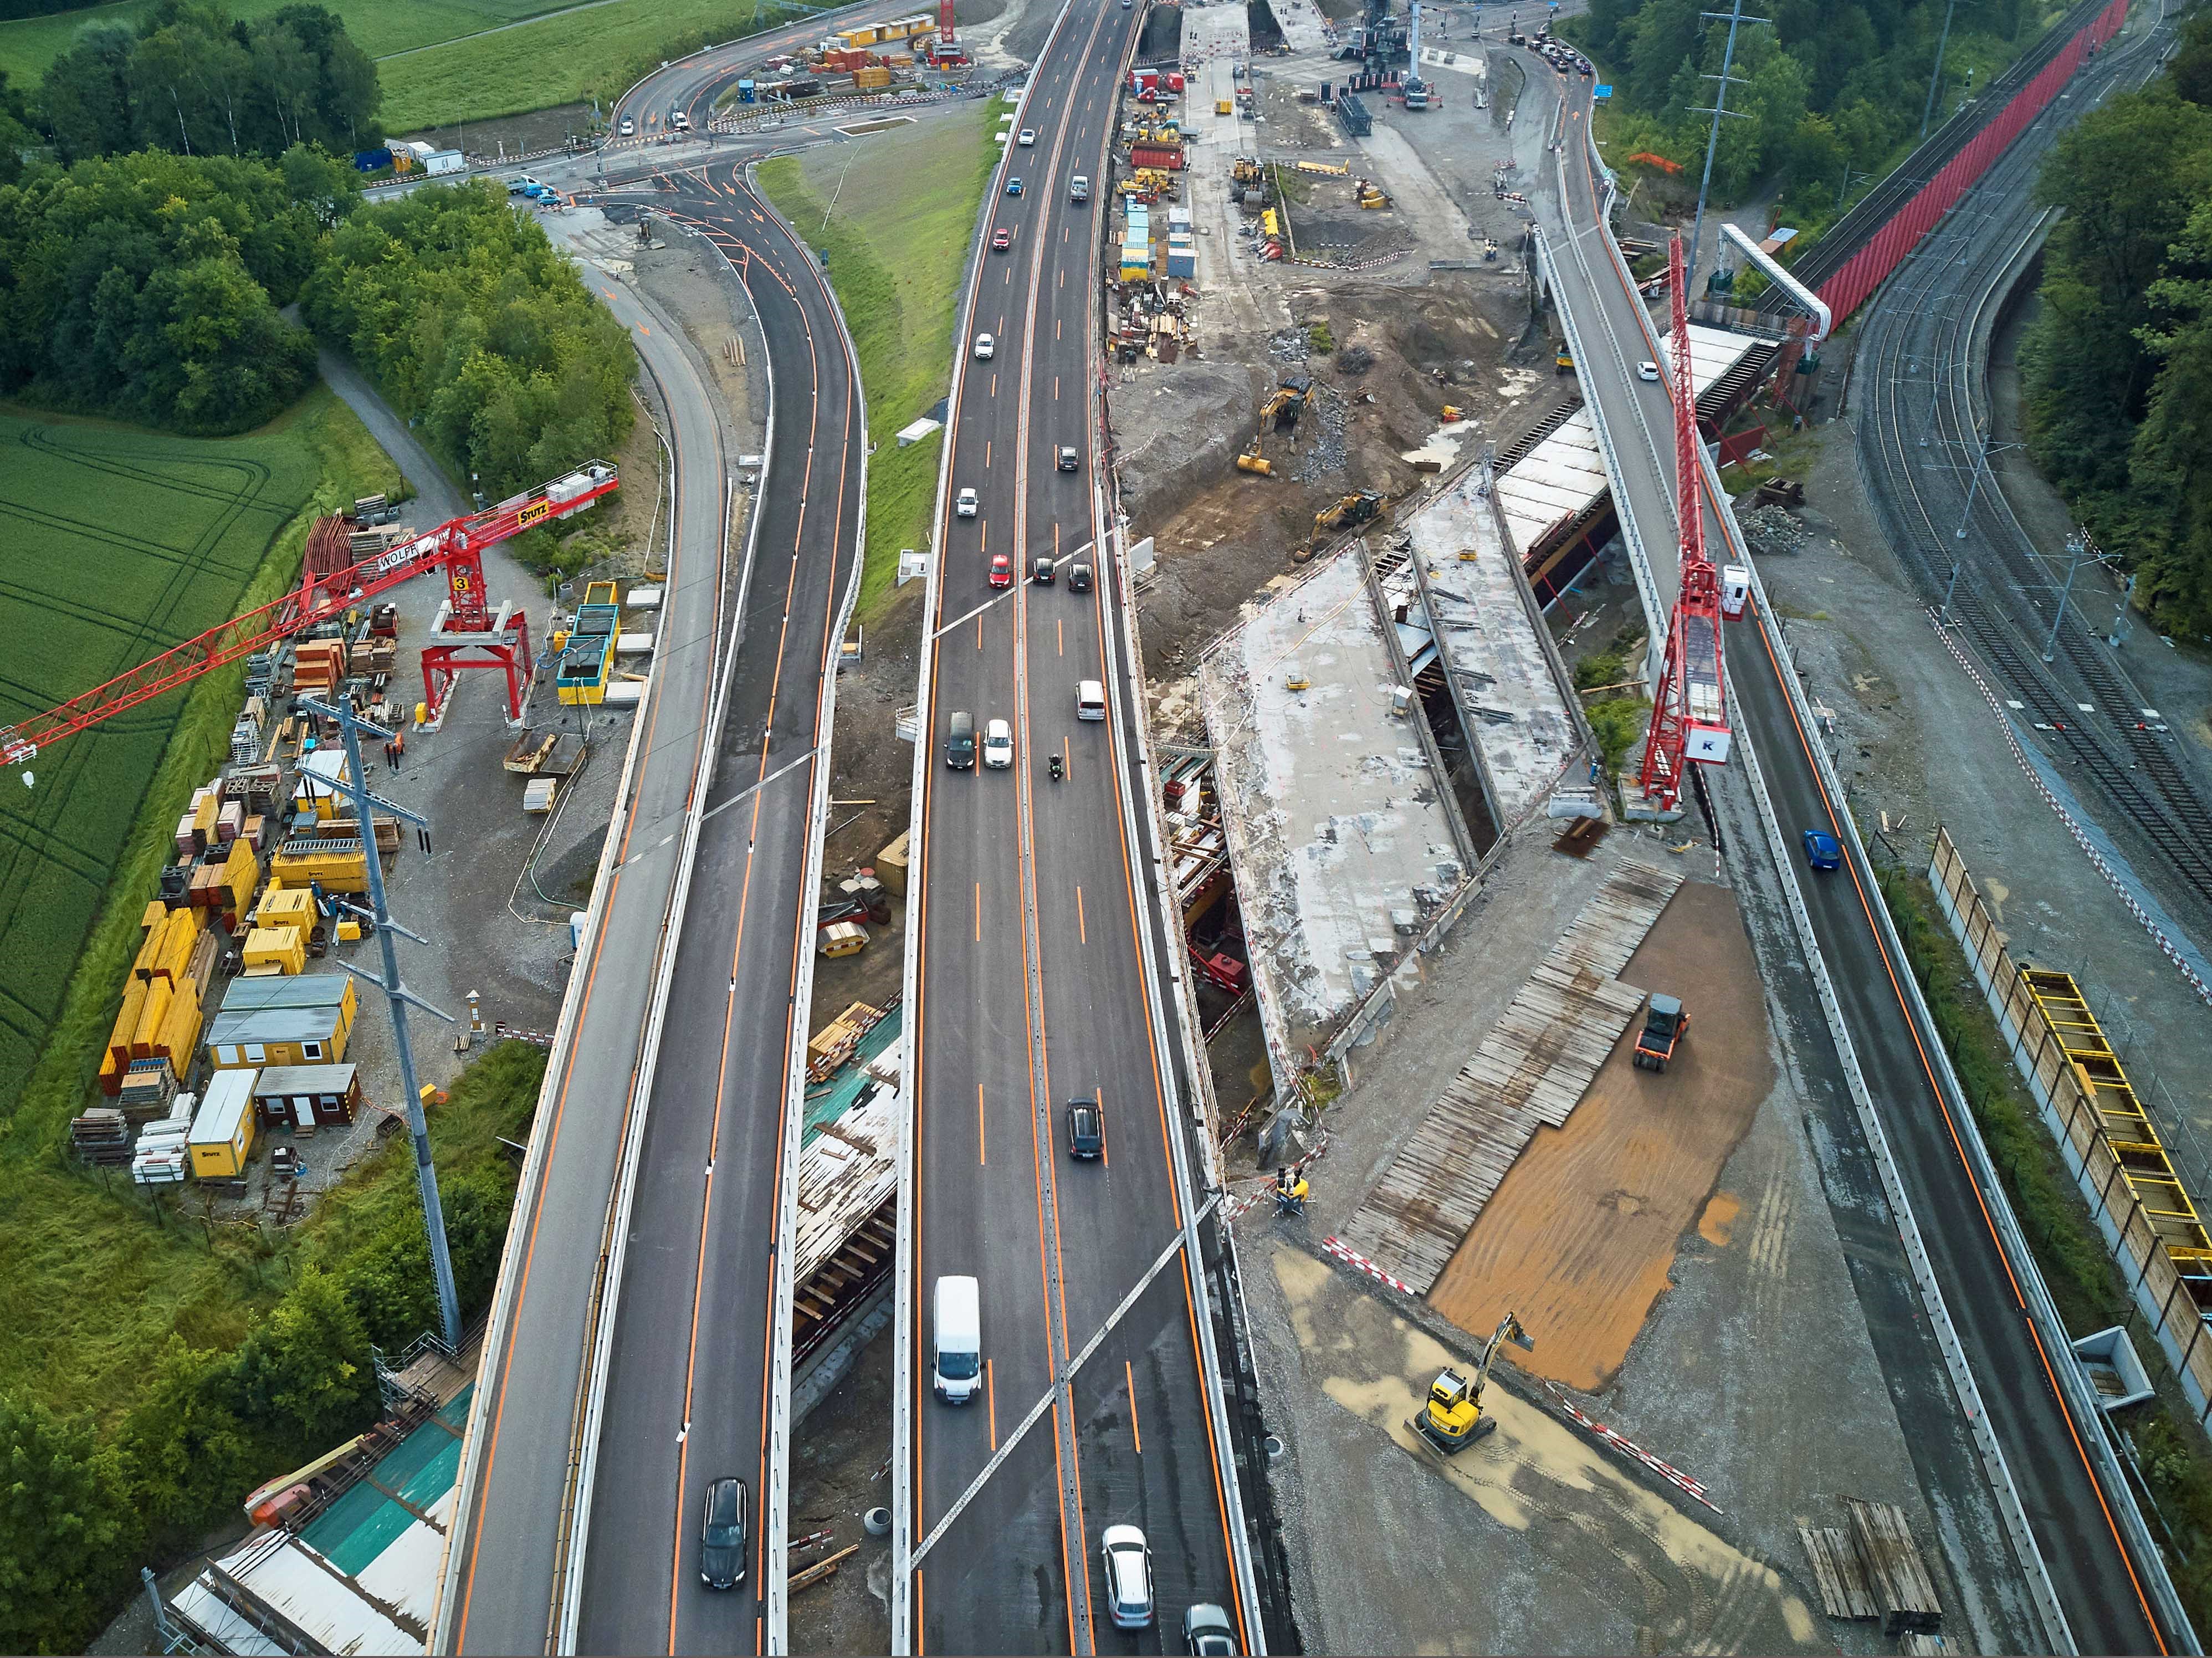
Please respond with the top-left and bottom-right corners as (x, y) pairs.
(699, 1476), (749, 1589)
(1066, 1097), (1104, 1159)
(1034, 555), (1056, 585)
(1057, 445), (1080, 472)
(1067, 560), (1094, 592)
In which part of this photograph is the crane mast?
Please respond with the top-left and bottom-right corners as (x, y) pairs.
(1636, 234), (1732, 811)
(1, 462), (617, 766)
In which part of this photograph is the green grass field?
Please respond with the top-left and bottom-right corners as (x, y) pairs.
(378, 0), (798, 133)
(0, 390), (399, 1125)
(759, 103), (1002, 620)
(0, 0), (564, 81)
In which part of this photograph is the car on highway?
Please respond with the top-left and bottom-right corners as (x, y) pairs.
(618, 115), (635, 136)
(991, 227), (1013, 252)
(974, 332), (995, 360)
(945, 710), (975, 769)
(1182, 1603), (1237, 1655)
(1033, 555), (1056, 585)
(1100, 1525), (1154, 1629)
(1077, 678), (1107, 720)
(1067, 559), (1094, 592)
(1637, 360), (1660, 381)
(1070, 174), (1090, 202)
(983, 718), (1015, 769)
(1018, 127), (1037, 145)
(1057, 445), (1079, 472)
(1007, 176), (1023, 195)
(1802, 828), (1842, 871)
(956, 487), (979, 518)
(698, 1476), (749, 1589)
(672, 108), (691, 132)
(989, 552), (1013, 588)
(1066, 1097), (1103, 1159)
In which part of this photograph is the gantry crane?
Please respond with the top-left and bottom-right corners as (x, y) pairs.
(1636, 234), (1732, 812)
(1, 462), (618, 766)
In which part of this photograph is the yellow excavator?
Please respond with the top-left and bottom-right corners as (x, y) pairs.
(1238, 379), (1313, 474)
(1315, 488), (1389, 535)
(1414, 1311), (1532, 1454)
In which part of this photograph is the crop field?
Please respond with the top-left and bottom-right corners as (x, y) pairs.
(0, 0), (567, 82)
(0, 393), (395, 1122)
(758, 101), (1002, 620)
(378, 0), (803, 131)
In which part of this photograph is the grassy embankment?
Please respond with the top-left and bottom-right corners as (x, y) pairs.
(757, 101), (1004, 621)
(1878, 867), (2212, 1630)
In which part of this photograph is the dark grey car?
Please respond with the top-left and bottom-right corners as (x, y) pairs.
(699, 1476), (749, 1589)
(1066, 1097), (1104, 1159)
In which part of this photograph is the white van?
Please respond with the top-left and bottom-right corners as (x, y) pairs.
(1077, 679), (1107, 721)
(933, 1276), (982, 1404)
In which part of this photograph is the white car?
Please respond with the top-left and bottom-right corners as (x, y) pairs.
(982, 718), (1014, 769)
(1018, 127), (1037, 146)
(618, 115), (634, 137)
(1637, 360), (1660, 382)
(956, 487), (979, 518)
(974, 332), (995, 360)
(507, 175), (541, 195)
(1099, 1525), (1154, 1630)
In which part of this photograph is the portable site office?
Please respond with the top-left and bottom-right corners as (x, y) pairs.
(188, 1068), (258, 1179)
(206, 974), (357, 1069)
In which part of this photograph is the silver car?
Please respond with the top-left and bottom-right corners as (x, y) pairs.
(1100, 1524), (1154, 1629)
(983, 718), (1014, 770)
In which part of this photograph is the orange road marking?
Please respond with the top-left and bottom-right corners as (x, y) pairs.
(1126, 1360), (1141, 1451)
(987, 1358), (999, 1449)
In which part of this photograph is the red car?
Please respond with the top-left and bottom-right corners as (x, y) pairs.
(989, 553), (1012, 589)
(991, 227), (1012, 252)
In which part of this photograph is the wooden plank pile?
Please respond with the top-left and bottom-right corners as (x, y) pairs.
(1797, 1500), (1942, 1638)
(70, 1107), (132, 1165)
(1334, 861), (1683, 1291)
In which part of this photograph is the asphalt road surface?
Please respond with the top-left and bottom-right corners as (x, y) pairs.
(1526, 53), (2171, 1655)
(572, 170), (866, 1656)
(437, 254), (731, 1656)
(905, 8), (1248, 1655)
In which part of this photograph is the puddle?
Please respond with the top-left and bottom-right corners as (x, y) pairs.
(1400, 421), (1471, 470)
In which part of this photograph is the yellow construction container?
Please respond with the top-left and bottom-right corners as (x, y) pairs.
(99, 1047), (121, 1093)
(132, 977), (173, 1059)
(271, 839), (369, 894)
(854, 64), (892, 88)
(243, 927), (306, 975)
(257, 886), (317, 933)
(336, 919), (362, 942)
(188, 1071), (256, 1179)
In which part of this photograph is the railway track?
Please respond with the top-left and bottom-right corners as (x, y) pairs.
(1853, 0), (2212, 910)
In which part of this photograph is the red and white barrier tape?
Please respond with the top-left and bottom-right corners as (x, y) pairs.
(1320, 1236), (1419, 1297)
(1543, 1383), (1722, 1513)
(493, 1022), (556, 1048)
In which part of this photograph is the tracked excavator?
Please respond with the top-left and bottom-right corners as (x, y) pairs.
(1414, 1311), (1532, 1454)
(1236, 378), (1314, 475)
(1314, 488), (1389, 535)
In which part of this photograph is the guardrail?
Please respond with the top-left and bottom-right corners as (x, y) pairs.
(555, 259), (773, 1652)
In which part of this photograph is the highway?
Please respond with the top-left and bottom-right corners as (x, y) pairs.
(1524, 47), (2176, 1655)
(434, 229), (733, 1656)
(898, 7), (1252, 1653)
(572, 170), (864, 1657)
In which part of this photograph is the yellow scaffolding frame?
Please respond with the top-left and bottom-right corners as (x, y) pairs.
(2024, 968), (2212, 1312)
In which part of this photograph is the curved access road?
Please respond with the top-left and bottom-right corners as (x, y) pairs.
(434, 243), (733, 1657)
(571, 168), (865, 1658)
(898, 6), (1254, 1654)
(1528, 50), (2174, 1656)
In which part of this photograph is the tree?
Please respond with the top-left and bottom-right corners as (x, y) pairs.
(231, 1264), (380, 1451)
(0, 1391), (140, 1654)
(114, 1339), (267, 1541)
(38, 24), (134, 163)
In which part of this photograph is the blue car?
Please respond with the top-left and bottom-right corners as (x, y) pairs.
(1006, 177), (1023, 196)
(1801, 829), (1842, 871)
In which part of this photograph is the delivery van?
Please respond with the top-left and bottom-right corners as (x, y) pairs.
(933, 1276), (982, 1404)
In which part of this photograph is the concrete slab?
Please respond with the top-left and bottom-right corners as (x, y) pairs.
(1198, 548), (1464, 1085)
(1400, 467), (1581, 823)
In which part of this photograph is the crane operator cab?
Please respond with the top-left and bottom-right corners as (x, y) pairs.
(1415, 1311), (1531, 1454)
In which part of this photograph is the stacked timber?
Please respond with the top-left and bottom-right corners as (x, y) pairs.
(1844, 1498), (1942, 1637)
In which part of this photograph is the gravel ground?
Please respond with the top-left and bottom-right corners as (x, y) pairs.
(1763, 416), (2212, 1192)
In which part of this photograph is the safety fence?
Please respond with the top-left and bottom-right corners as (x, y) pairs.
(1927, 826), (2212, 1423)
(1809, 0), (2125, 322)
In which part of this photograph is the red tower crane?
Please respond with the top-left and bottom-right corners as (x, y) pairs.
(1, 462), (618, 767)
(930, 0), (969, 65)
(1635, 234), (1732, 812)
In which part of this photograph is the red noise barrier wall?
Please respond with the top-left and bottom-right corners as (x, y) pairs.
(1815, 0), (2128, 322)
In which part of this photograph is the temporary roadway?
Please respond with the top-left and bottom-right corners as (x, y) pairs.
(434, 226), (733, 1655)
(572, 170), (864, 1657)
(899, 6), (1253, 1654)
(1525, 50), (2176, 1654)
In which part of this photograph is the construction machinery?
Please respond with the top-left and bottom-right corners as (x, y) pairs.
(1631, 992), (1688, 1072)
(1260, 376), (1310, 431)
(1414, 1311), (1532, 1454)
(1356, 178), (1391, 209)
(1314, 489), (1389, 536)
(1235, 434), (1275, 477)
(1635, 232), (1733, 812)
(1554, 342), (1575, 375)
(1, 463), (618, 765)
